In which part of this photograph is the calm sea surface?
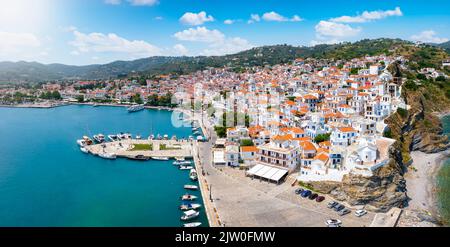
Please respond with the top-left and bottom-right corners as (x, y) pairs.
(0, 105), (208, 226)
(438, 115), (450, 225)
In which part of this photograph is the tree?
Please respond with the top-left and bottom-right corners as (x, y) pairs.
(131, 94), (143, 104)
(214, 126), (227, 138)
(314, 133), (331, 143)
(240, 139), (254, 147)
(76, 95), (85, 103)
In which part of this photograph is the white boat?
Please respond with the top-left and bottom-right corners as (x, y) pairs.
(163, 134), (169, 140)
(135, 135), (142, 140)
(184, 222), (202, 227)
(184, 185), (199, 190)
(152, 157), (169, 161)
(148, 134), (155, 140)
(173, 160), (192, 166)
(175, 157), (186, 161)
(181, 194), (198, 201)
(80, 147), (89, 154)
(99, 153), (117, 160)
(181, 210), (199, 221)
(190, 169), (198, 181)
(93, 134), (105, 143)
(179, 165), (194, 170)
(77, 139), (86, 147)
(180, 203), (202, 211)
(108, 135), (118, 142)
(127, 104), (145, 113)
(82, 136), (93, 145)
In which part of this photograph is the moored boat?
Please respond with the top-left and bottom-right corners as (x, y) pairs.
(184, 185), (198, 190)
(80, 147), (89, 154)
(173, 160), (192, 166)
(179, 165), (194, 170)
(152, 157), (169, 161)
(127, 155), (150, 161)
(183, 222), (202, 227)
(180, 203), (202, 211)
(180, 210), (199, 221)
(189, 169), (198, 181)
(127, 104), (145, 113)
(181, 194), (198, 201)
(108, 134), (118, 142)
(99, 152), (116, 160)
(93, 134), (105, 143)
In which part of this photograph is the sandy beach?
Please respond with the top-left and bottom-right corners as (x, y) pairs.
(400, 150), (450, 226)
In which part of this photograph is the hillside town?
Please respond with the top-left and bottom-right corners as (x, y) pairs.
(1, 54), (424, 186)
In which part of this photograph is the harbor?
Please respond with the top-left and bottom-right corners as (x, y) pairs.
(0, 105), (209, 227)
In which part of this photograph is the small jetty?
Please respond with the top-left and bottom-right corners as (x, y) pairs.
(83, 139), (193, 160)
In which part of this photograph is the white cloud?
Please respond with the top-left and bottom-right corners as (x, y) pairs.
(290, 15), (303, 22)
(179, 11), (214, 26)
(249, 12), (302, 23)
(154, 16), (163, 20)
(104, 0), (159, 6)
(0, 31), (43, 61)
(315, 21), (361, 38)
(330, 7), (403, 23)
(173, 27), (253, 56)
(224, 19), (234, 25)
(104, 0), (121, 5)
(69, 30), (162, 58)
(173, 44), (189, 56)
(248, 14), (260, 24)
(411, 30), (449, 44)
(174, 26), (225, 43)
(262, 11), (288, 22)
(202, 37), (253, 56)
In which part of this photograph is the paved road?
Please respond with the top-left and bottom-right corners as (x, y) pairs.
(194, 111), (374, 227)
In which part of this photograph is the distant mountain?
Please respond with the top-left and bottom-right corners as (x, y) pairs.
(0, 38), (447, 83)
(435, 41), (450, 52)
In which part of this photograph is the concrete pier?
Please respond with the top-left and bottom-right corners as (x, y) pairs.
(85, 139), (193, 159)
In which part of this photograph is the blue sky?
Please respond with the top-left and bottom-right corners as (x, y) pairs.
(0, 0), (449, 65)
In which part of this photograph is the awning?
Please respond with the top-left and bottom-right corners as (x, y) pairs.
(246, 164), (288, 183)
(213, 151), (226, 164)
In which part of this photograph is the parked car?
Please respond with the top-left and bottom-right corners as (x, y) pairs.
(338, 209), (351, 216)
(295, 188), (304, 195)
(355, 209), (367, 217)
(316, 196), (325, 202)
(326, 219), (342, 226)
(334, 204), (345, 212)
(301, 190), (312, 198)
(327, 201), (338, 208)
(308, 193), (318, 200)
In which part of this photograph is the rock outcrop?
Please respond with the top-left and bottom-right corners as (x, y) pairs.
(307, 144), (408, 212)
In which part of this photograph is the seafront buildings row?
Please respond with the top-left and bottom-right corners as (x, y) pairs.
(1, 54), (435, 185)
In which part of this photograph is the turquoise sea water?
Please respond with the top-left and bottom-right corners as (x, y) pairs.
(0, 105), (208, 227)
(438, 115), (450, 225)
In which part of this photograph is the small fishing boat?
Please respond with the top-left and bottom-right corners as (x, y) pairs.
(135, 135), (142, 140)
(175, 157), (186, 161)
(184, 185), (199, 190)
(181, 194), (198, 201)
(190, 169), (198, 181)
(180, 203), (202, 211)
(152, 157), (169, 161)
(148, 134), (155, 140)
(156, 134), (162, 140)
(179, 165), (194, 170)
(163, 134), (169, 140)
(82, 136), (93, 145)
(171, 135), (177, 141)
(128, 155), (150, 161)
(99, 153), (116, 160)
(181, 210), (199, 221)
(183, 222), (202, 227)
(80, 147), (89, 154)
(193, 131), (201, 136)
